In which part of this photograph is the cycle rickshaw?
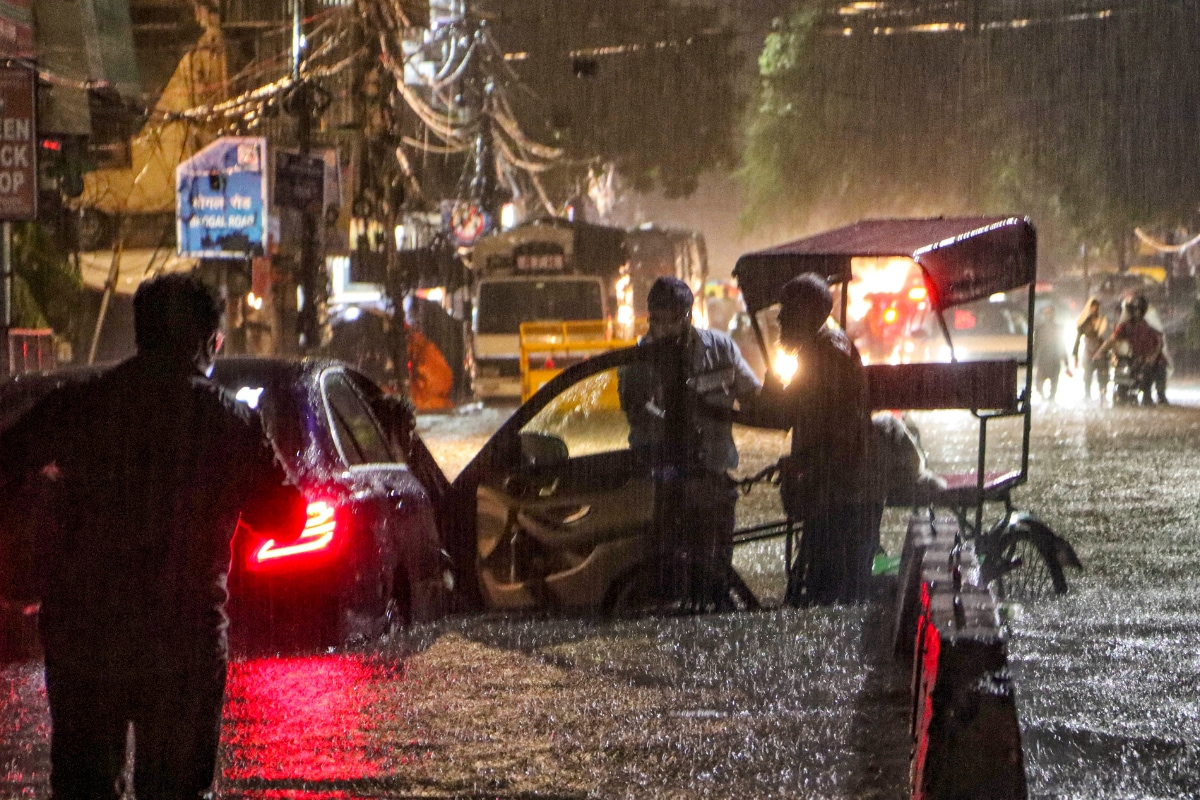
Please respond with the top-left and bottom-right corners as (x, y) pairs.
(731, 216), (1081, 600)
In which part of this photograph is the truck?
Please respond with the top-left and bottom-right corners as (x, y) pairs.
(467, 218), (707, 399)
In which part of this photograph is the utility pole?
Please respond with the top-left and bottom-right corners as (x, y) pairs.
(470, 73), (501, 227)
(291, 0), (324, 352)
(1, 220), (10, 377)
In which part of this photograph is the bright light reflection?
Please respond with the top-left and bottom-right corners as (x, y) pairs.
(234, 387), (264, 409)
(774, 349), (799, 385)
(847, 257), (920, 323)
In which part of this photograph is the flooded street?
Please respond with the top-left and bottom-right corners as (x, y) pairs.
(999, 402), (1200, 799)
(3, 395), (1200, 797)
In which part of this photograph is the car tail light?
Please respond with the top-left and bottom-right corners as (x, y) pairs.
(253, 500), (338, 564)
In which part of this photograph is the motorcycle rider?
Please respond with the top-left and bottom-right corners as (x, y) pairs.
(1096, 293), (1168, 406)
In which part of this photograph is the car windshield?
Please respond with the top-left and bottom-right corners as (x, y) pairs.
(476, 279), (604, 334)
(923, 299), (1028, 337)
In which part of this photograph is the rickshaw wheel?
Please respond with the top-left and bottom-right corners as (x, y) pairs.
(603, 563), (760, 617)
(984, 525), (1068, 601)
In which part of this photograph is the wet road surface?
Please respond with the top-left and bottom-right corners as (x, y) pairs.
(3, 391), (1200, 796)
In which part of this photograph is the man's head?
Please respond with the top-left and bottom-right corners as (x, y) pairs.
(646, 276), (693, 343)
(133, 273), (223, 374)
(778, 273), (833, 347)
(1041, 304), (1056, 322)
(1125, 293), (1148, 322)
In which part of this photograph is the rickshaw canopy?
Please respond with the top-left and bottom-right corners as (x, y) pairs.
(733, 216), (1036, 314)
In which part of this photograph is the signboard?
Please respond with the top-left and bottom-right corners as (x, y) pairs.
(444, 201), (492, 247)
(0, 66), (35, 221)
(274, 150), (325, 212)
(176, 137), (268, 259)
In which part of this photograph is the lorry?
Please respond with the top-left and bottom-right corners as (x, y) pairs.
(467, 218), (707, 399)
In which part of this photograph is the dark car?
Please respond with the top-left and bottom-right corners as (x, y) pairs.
(0, 357), (453, 655)
(211, 358), (453, 648)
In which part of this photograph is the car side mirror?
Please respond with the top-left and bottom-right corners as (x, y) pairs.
(519, 432), (568, 468)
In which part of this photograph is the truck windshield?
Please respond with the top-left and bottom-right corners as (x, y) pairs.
(477, 280), (605, 334)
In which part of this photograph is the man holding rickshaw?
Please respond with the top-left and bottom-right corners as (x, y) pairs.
(741, 274), (880, 606)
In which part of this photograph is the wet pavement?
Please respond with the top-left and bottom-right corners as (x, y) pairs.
(3, 387), (1200, 797)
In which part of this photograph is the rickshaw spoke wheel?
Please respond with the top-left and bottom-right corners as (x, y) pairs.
(989, 528), (1066, 602)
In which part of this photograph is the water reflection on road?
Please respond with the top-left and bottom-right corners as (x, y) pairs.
(222, 655), (392, 794)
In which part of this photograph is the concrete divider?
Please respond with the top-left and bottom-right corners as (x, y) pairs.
(895, 515), (1027, 800)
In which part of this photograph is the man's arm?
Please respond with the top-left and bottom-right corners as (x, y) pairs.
(732, 378), (791, 430)
(728, 338), (762, 401)
(237, 422), (307, 543)
(1093, 325), (1122, 362)
(0, 390), (65, 495)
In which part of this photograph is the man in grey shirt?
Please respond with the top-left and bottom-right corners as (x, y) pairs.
(619, 276), (760, 610)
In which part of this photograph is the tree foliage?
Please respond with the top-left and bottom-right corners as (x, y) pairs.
(741, 2), (1200, 267)
(10, 221), (85, 338)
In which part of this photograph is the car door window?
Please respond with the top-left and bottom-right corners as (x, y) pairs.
(520, 367), (633, 459)
(322, 372), (394, 466)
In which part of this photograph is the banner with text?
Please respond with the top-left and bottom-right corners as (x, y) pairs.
(0, 66), (35, 221)
(176, 136), (268, 259)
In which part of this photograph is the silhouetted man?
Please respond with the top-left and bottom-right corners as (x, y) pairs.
(0, 273), (304, 799)
(744, 274), (877, 605)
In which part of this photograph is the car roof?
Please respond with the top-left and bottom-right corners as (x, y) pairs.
(210, 355), (346, 382)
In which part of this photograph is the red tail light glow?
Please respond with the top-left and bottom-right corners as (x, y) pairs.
(254, 500), (338, 563)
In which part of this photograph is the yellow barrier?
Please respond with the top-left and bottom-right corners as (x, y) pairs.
(519, 320), (643, 401)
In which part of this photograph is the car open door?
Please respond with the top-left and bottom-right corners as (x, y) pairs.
(444, 342), (687, 612)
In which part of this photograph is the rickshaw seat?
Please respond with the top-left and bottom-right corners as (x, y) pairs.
(924, 469), (1022, 507)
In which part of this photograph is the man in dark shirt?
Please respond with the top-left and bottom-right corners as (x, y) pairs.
(744, 274), (877, 606)
(0, 274), (304, 799)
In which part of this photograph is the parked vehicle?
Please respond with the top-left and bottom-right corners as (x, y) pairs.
(0, 357), (454, 655)
(904, 296), (1030, 363)
(212, 358), (454, 649)
(466, 219), (708, 398)
(439, 341), (756, 614)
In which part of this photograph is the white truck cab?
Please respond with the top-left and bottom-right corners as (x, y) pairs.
(472, 274), (608, 398)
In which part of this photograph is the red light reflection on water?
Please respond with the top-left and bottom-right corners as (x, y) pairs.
(223, 654), (390, 786)
(0, 662), (50, 788)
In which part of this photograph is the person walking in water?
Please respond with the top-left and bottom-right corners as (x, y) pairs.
(1073, 297), (1110, 403)
(0, 273), (304, 799)
(1034, 304), (1072, 402)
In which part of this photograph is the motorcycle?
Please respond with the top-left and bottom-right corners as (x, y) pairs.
(1110, 339), (1139, 406)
